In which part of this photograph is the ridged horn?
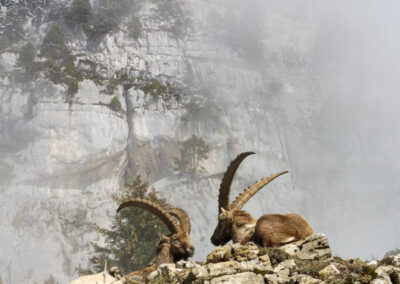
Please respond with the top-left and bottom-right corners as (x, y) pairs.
(230, 170), (289, 210)
(218, 152), (255, 213)
(167, 208), (191, 234)
(117, 198), (181, 234)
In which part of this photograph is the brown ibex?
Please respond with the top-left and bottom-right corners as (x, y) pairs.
(211, 152), (313, 248)
(117, 199), (194, 281)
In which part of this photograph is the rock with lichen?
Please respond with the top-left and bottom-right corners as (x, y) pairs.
(70, 234), (400, 284)
(280, 233), (331, 260)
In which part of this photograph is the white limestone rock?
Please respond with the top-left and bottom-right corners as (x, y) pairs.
(280, 234), (332, 260)
(290, 274), (325, 284)
(318, 264), (340, 280)
(210, 272), (264, 284)
(69, 272), (116, 284)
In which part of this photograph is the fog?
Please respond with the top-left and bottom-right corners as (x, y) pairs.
(1, 1), (400, 281)
(211, 0), (400, 258)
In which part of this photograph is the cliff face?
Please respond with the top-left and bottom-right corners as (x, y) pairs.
(4, 1), (399, 283)
(0, 1), (321, 282)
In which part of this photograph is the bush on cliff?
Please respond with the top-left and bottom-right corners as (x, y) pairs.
(77, 176), (170, 275)
(40, 25), (82, 95)
(64, 0), (92, 29)
(173, 135), (210, 174)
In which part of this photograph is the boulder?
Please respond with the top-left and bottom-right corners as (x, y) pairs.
(371, 279), (392, 284)
(289, 274), (324, 284)
(231, 242), (259, 262)
(210, 272), (264, 284)
(272, 259), (297, 283)
(69, 272), (116, 284)
(207, 245), (233, 263)
(280, 234), (332, 260)
(318, 263), (340, 280)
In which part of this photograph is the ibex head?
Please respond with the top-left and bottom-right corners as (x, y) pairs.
(165, 208), (195, 260)
(117, 199), (194, 262)
(211, 207), (234, 246)
(211, 152), (288, 246)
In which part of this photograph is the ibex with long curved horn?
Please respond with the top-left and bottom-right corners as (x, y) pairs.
(211, 152), (313, 248)
(117, 199), (194, 281)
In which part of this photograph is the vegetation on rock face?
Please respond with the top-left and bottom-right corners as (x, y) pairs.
(127, 17), (142, 39)
(63, 0), (92, 29)
(40, 25), (71, 62)
(16, 42), (38, 82)
(0, 4), (27, 51)
(83, 14), (119, 41)
(40, 25), (82, 95)
(43, 274), (60, 284)
(81, 0), (137, 41)
(150, 0), (190, 37)
(140, 79), (167, 97)
(173, 135), (210, 174)
(108, 96), (124, 113)
(77, 176), (170, 276)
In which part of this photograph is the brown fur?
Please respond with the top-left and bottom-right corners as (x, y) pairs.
(211, 209), (313, 248)
(125, 232), (194, 282)
(125, 264), (157, 282)
(231, 211), (257, 244)
(211, 209), (257, 246)
(252, 214), (314, 247)
(212, 151), (313, 248)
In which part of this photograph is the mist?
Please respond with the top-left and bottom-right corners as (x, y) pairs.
(1, 0), (400, 282)
(208, 0), (400, 258)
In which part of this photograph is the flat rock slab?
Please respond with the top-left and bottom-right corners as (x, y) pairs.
(210, 272), (264, 284)
(69, 272), (116, 284)
(280, 233), (331, 260)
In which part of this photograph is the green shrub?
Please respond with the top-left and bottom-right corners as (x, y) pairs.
(173, 135), (210, 174)
(40, 25), (83, 95)
(108, 96), (124, 113)
(1, 6), (26, 44)
(77, 176), (170, 275)
(0, 36), (11, 53)
(40, 25), (72, 64)
(64, 0), (92, 29)
(17, 42), (35, 69)
(16, 42), (38, 82)
(83, 14), (118, 41)
(140, 80), (167, 96)
(43, 274), (60, 284)
(127, 17), (142, 39)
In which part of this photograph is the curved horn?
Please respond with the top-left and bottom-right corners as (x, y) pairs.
(167, 208), (191, 234)
(117, 198), (181, 234)
(218, 152), (255, 213)
(230, 170), (289, 211)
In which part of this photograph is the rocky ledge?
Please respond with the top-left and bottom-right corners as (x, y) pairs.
(71, 234), (400, 284)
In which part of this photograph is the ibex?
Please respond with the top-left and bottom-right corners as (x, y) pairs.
(117, 199), (194, 281)
(211, 152), (313, 248)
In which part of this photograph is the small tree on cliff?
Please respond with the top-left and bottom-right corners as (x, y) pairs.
(173, 135), (210, 174)
(78, 175), (170, 275)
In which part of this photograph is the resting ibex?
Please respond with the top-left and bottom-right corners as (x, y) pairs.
(117, 199), (194, 281)
(211, 152), (313, 248)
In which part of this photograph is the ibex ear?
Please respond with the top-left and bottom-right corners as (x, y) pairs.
(160, 235), (170, 242)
